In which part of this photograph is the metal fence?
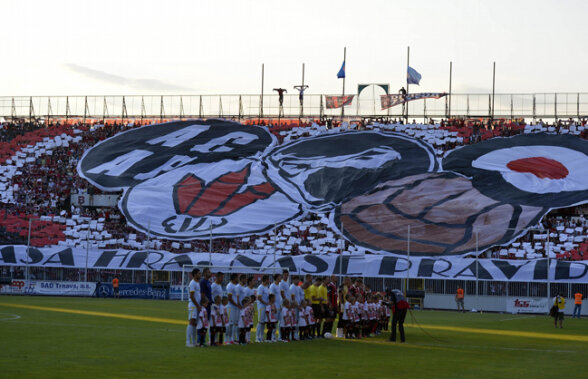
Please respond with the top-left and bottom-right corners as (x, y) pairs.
(3, 265), (587, 300)
(1, 93), (588, 121)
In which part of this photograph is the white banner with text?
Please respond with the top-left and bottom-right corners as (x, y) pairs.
(2, 245), (588, 282)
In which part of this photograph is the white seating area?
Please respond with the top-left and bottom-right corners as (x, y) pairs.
(0, 132), (83, 203)
(495, 217), (587, 260)
(277, 121), (462, 158)
(524, 122), (585, 135)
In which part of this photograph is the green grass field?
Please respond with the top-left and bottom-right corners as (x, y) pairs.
(1, 296), (587, 378)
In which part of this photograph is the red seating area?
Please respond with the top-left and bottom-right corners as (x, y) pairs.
(0, 210), (66, 247)
(556, 243), (588, 260)
(0, 124), (75, 164)
(439, 118), (526, 144)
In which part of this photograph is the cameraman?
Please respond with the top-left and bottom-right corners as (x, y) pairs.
(388, 289), (409, 343)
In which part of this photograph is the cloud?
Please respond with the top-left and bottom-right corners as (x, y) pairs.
(64, 63), (193, 92)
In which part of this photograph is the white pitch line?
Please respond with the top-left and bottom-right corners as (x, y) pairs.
(500, 315), (537, 321)
(0, 312), (21, 321)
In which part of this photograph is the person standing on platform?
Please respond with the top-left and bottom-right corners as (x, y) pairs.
(573, 292), (583, 319)
(273, 88), (287, 107)
(456, 287), (465, 312)
(294, 85), (309, 106)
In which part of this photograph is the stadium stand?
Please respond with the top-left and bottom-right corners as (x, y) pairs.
(0, 117), (586, 261)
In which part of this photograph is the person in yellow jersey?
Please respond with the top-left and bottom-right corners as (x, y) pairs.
(302, 274), (313, 303)
(309, 277), (321, 338)
(553, 293), (565, 328)
(313, 278), (330, 338)
(573, 292), (583, 319)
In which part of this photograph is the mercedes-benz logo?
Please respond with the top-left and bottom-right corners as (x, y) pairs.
(98, 285), (110, 297)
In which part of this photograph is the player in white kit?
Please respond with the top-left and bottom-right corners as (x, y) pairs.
(289, 276), (304, 340)
(269, 274), (283, 342)
(186, 268), (202, 347)
(225, 273), (241, 345)
(255, 275), (270, 343)
(211, 272), (224, 305)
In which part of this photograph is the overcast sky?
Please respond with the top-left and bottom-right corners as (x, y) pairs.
(1, 0), (587, 96)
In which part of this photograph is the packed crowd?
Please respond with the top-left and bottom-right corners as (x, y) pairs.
(185, 268), (408, 347)
(0, 117), (586, 262)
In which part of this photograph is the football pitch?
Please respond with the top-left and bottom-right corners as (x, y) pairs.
(0, 297), (587, 378)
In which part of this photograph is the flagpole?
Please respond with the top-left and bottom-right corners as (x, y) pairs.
(301, 63), (305, 119)
(448, 61), (453, 119)
(491, 61), (496, 120)
(405, 46), (410, 123)
(260, 63), (264, 121)
(341, 47), (346, 120)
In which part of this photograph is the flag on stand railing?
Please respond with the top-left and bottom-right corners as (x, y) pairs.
(407, 66), (422, 85)
(337, 61), (346, 79)
(326, 95), (354, 109)
(381, 92), (447, 110)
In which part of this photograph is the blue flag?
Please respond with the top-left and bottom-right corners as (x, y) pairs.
(337, 61), (346, 79)
(407, 66), (422, 85)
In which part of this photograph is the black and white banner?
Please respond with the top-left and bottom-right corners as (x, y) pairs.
(1, 245), (587, 282)
(77, 122), (588, 258)
(381, 92), (447, 110)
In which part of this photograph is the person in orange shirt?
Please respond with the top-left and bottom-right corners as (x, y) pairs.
(573, 292), (583, 319)
(112, 276), (119, 299)
(455, 287), (465, 312)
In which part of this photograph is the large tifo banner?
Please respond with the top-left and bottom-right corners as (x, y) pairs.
(76, 121), (588, 259)
(2, 245), (588, 282)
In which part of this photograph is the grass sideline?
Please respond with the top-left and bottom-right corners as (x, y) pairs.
(1, 296), (587, 378)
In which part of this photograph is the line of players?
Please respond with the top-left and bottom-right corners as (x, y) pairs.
(186, 268), (392, 347)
